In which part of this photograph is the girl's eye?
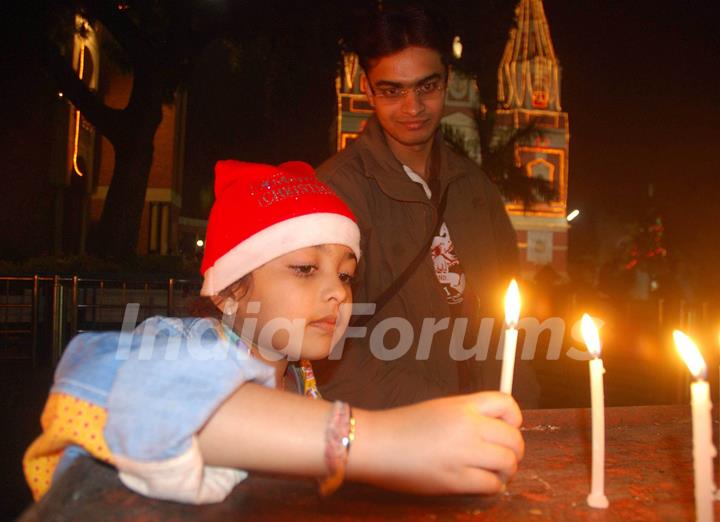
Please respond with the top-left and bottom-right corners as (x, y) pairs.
(339, 272), (356, 285)
(290, 264), (317, 277)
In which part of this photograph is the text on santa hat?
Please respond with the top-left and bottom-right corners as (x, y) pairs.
(252, 172), (333, 208)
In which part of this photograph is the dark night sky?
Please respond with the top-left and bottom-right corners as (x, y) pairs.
(1, 1), (718, 291)
(539, 1), (720, 280)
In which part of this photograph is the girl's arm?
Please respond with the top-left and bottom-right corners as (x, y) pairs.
(197, 384), (523, 495)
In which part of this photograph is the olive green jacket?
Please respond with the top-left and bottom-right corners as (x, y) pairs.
(315, 116), (536, 409)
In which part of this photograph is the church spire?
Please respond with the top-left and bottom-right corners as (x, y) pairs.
(498, 0), (561, 111)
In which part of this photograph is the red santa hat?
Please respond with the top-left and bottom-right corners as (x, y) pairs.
(200, 160), (360, 296)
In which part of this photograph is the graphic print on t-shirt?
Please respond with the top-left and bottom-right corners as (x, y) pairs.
(431, 222), (465, 305)
(401, 164), (467, 306)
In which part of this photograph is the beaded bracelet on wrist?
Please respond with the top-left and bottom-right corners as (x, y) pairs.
(318, 400), (355, 496)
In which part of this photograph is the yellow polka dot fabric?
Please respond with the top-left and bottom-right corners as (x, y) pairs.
(23, 392), (113, 500)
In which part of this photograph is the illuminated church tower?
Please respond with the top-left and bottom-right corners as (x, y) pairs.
(495, 0), (570, 277)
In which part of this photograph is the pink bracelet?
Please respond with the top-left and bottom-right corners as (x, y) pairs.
(318, 401), (355, 496)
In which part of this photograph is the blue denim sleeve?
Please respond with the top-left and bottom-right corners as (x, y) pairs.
(51, 331), (125, 405)
(103, 316), (275, 462)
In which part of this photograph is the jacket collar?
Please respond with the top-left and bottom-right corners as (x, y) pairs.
(356, 115), (466, 203)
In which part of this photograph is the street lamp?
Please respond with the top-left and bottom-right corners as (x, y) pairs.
(566, 209), (580, 222)
(452, 36), (463, 60)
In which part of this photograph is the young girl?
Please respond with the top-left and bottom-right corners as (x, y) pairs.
(24, 160), (524, 504)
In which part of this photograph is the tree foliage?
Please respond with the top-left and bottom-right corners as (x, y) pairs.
(43, 0), (225, 258)
(43, 0), (352, 257)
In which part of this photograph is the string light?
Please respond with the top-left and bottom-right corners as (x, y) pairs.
(72, 46), (86, 177)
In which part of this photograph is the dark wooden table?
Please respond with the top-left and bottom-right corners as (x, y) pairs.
(18, 405), (719, 521)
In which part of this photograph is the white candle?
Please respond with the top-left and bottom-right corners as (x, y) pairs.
(499, 279), (520, 395)
(581, 314), (609, 509)
(674, 330), (716, 521)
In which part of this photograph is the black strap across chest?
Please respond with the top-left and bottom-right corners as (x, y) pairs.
(351, 185), (449, 328)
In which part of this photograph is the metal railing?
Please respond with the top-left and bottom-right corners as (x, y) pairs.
(1, 274), (715, 369)
(0, 275), (201, 366)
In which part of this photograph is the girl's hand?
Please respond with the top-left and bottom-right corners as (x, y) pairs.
(348, 392), (524, 495)
(199, 383), (521, 496)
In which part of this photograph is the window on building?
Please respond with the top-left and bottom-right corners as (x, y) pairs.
(148, 202), (171, 255)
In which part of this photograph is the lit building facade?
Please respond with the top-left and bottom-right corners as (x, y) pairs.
(58, 17), (186, 256)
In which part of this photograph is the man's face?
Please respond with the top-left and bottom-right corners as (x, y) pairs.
(365, 46), (446, 153)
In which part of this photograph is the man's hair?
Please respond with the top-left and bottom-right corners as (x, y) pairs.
(355, 5), (450, 74)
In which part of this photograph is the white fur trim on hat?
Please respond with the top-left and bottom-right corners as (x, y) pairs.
(201, 213), (360, 296)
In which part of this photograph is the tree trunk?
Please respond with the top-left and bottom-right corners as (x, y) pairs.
(91, 110), (161, 258)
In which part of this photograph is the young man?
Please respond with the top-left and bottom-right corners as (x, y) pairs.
(315, 6), (538, 409)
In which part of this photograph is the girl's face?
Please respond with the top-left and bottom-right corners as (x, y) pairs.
(232, 244), (357, 360)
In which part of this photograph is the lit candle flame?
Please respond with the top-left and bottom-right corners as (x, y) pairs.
(581, 313), (602, 358)
(674, 330), (707, 380)
(504, 279), (520, 328)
